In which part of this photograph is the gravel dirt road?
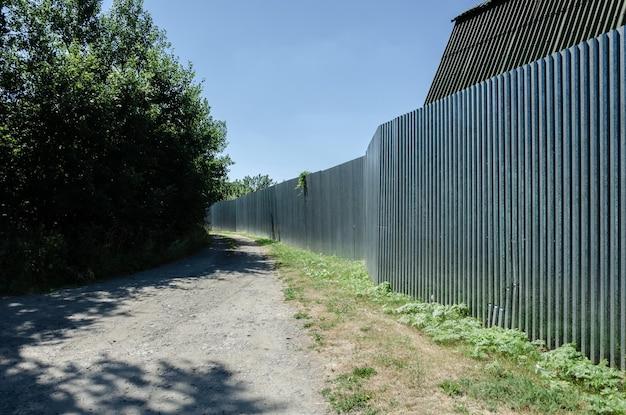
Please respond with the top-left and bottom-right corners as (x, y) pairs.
(0, 235), (327, 414)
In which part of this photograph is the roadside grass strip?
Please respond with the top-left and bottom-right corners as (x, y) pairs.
(217, 233), (626, 414)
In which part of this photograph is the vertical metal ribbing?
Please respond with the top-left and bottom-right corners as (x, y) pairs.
(416, 111), (422, 299)
(435, 102), (440, 300)
(439, 103), (445, 302)
(493, 77), (501, 326)
(464, 87), (471, 310)
(421, 108), (427, 300)
(483, 81), (490, 323)
(598, 34), (610, 363)
(447, 96), (454, 304)
(451, 94), (458, 304)
(383, 122), (390, 285)
(473, 84), (480, 318)
(589, 38), (600, 363)
(454, 93), (460, 306)
(435, 101), (441, 301)
(539, 58), (548, 342)
(380, 124), (387, 285)
(531, 61), (541, 341)
(437, 100), (443, 301)
(554, 51), (564, 347)
(406, 113), (412, 296)
(408, 112), (412, 295)
(466, 87), (472, 309)
(522, 65), (531, 335)
(608, 29), (620, 368)
(489, 78), (496, 326)
(497, 75), (506, 328)
(408, 110), (419, 297)
(470, 86), (477, 310)
(396, 116), (402, 292)
(562, 49), (572, 346)
(503, 73), (512, 328)
(390, 119), (396, 289)
(422, 108), (428, 299)
(442, 100), (449, 303)
(473, 85), (479, 317)
(404, 113), (409, 295)
(428, 108), (433, 298)
(510, 70), (519, 330)
(446, 93), (456, 303)
(517, 66), (526, 331)
(422, 105), (434, 301)
(460, 89), (465, 307)
(547, 56), (556, 348)
(429, 101), (441, 301)
(421, 107), (427, 300)
(571, 45), (582, 350)
(450, 92), (460, 308)
(614, 27), (626, 370)
(412, 110), (418, 298)
(485, 80), (493, 324)
(451, 91), (460, 308)
(402, 114), (407, 294)
(392, 118), (398, 289)
(580, 41), (591, 357)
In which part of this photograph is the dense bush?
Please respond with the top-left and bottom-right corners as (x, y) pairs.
(0, 0), (230, 293)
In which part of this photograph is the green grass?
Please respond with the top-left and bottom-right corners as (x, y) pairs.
(254, 238), (276, 246)
(220, 233), (626, 414)
(322, 367), (378, 413)
(293, 311), (311, 320)
(283, 287), (298, 300)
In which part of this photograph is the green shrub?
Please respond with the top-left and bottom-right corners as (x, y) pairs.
(0, 0), (228, 293)
(537, 344), (624, 393)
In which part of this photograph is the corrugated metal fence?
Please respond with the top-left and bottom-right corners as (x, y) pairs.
(212, 158), (365, 259)
(211, 27), (626, 368)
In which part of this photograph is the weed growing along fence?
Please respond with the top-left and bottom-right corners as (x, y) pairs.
(211, 27), (626, 368)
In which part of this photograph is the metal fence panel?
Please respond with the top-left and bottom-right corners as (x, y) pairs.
(210, 27), (626, 366)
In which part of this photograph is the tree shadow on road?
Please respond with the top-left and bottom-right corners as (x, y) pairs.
(1, 354), (286, 414)
(0, 234), (284, 414)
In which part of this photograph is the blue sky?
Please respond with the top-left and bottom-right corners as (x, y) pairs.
(104, 1), (478, 181)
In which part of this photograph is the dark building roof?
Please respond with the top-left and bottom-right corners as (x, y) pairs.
(425, 0), (626, 104)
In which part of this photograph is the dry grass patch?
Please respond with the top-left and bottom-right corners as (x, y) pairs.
(263, 243), (490, 415)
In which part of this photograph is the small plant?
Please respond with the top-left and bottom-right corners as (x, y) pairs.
(296, 171), (310, 195)
(293, 311), (310, 320)
(311, 330), (324, 345)
(323, 367), (377, 413)
(440, 379), (464, 397)
(351, 367), (377, 378)
(283, 287), (297, 300)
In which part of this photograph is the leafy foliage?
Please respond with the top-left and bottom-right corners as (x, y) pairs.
(392, 299), (626, 413)
(296, 170), (310, 195)
(225, 174), (275, 199)
(0, 0), (230, 292)
(394, 302), (540, 362)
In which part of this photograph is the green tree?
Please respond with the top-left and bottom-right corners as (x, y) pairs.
(0, 0), (231, 293)
(226, 174), (276, 199)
